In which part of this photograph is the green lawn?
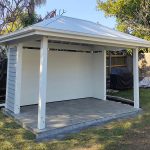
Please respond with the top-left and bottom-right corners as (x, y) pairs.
(108, 89), (134, 100)
(0, 88), (150, 150)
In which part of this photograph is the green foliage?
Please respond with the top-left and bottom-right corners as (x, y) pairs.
(0, 0), (47, 34)
(26, 0), (46, 21)
(97, 0), (150, 41)
(20, 12), (42, 27)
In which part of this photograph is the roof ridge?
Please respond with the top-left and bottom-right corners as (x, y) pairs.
(48, 16), (142, 40)
(33, 15), (147, 42)
(44, 15), (64, 26)
(59, 16), (145, 41)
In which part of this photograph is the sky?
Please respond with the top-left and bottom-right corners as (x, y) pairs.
(36, 0), (116, 29)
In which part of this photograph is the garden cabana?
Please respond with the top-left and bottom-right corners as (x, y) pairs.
(0, 16), (150, 139)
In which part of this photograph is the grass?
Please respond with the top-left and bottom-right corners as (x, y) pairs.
(108, 89), (134, 100)
(0, 88), (150, 150)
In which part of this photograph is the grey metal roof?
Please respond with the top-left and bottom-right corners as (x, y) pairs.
(0, 15), (150, 48)
(33, 16), (148, 43)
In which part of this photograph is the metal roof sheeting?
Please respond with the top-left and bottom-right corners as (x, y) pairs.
(0, 16), (150, 48)
(33, 16), (148, 43)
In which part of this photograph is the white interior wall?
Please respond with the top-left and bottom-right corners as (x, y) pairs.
(20, 49), (105, 106)
(21, 50), (39, 106)
(92, 52), (105, 100)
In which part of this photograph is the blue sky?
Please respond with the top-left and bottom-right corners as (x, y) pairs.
(36, 0), (116, 29)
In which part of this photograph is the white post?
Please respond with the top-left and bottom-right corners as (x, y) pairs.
(103, 49), (107, 100)
(38, 37), (48, 129)
(14, 43), (23, 114)
(133, 48), (139, 109)
(5, 48), (10, 109)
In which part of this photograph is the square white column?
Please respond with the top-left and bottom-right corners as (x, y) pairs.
(103, 49), (107, 100)
(14, 43), (23, 114)
(38, 37), (48, 129)
(133, 48), (139, 109)
(5, 48), (10, 109)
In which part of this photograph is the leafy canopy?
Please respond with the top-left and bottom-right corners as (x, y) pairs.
(0, 0), (47, 34)
(97, 0), (150, 41)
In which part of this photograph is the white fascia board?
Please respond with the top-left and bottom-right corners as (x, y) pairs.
(33, 27), (150, 48)
(1, 25), (150, 48)
(0, 27), (35, 44)
(34, 30), (137, 48)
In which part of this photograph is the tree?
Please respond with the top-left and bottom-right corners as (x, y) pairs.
(27, 0), (46, 17)
(0, 0), (60, 33)
(21, 0), (46, 27)
(0, 0), (47, 34)
(97, 0), (150, 41)
(0, 0), (27, 34)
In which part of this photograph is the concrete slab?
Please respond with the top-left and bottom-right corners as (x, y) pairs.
(3, 98), (141, 140)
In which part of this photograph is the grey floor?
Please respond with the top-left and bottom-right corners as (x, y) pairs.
(14, 98), (138, 133)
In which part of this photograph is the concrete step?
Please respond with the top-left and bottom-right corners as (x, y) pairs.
(36, 109), (141, 141)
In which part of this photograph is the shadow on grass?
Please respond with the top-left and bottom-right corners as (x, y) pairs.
(104, 112), (150, 150)
(0, 111), (136, 150)
(98, 88), (150, 150)
(0, 89), (149, 150)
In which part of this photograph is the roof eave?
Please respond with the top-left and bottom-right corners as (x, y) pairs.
(33, 27), (150, 48)
(0, 26), (150, 49)
(0, 27), (36, 44)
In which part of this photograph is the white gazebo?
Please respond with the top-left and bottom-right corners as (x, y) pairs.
(0, 16), (150, 139)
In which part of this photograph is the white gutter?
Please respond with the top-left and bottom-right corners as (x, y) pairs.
(34, 27), (150, 48)
(0, 27), (35, 43)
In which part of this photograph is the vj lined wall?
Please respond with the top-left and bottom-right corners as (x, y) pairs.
(6, 47), (17, 112)
(20, 49), (106, 106)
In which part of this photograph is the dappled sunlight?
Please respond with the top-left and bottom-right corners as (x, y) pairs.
(104, 120), (133, 131)
(103, 89), (150, 149)
(122, 121), (132, 129)
(0, 121), (4, 127)
(0, 89), (149, 149)
(1, 141), (14, 150)
(72, 144), (104, 150)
